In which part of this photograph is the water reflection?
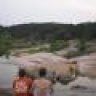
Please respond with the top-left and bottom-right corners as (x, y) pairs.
(0, 57), (18, 88)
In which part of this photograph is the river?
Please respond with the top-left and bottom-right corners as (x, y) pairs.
(1, 56), (96, 96)
(0, 56), (18, 88)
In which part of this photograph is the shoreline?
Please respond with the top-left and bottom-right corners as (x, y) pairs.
(0, 88), (12, 96)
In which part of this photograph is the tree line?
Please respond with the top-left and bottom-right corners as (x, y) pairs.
(6, 22), (96, 42)
(0, 22), (96, 56)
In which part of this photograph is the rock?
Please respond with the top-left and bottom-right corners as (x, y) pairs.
(70, 53), (96, 77)
(14, 52), (75, 75)
(70, 85), (88, 90)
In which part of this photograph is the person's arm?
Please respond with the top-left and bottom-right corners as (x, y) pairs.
(12, 76), (18, 89)
(12, 80), (16, 96)
(49, 82), (54, 95)
(28, 78), (31, 88)
(32, 80), (36, 92)
(13, 80), (16, 89)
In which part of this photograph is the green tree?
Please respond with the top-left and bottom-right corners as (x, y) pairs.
(0, 31), (12, 57)
(77, 39), (86, 55)
(50, 40), (68, 52)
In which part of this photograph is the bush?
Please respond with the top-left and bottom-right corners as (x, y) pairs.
(65, 51), (80, 59)
(50, 40), (68, 52)
(0, 32), (12, 56)
(76, 39), (86, 54)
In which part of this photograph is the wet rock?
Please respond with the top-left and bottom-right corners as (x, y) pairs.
(70, 85), (88, 90)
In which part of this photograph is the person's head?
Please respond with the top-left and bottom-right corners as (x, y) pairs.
(18, 68), (26, 77)
(39, 68), (47, 77)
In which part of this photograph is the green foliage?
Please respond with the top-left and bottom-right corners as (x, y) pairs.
(77, 39), (86, 54)
(3, 22), (96, 44)
(27, 45), (49, 54)
(50, 40), (68, 52)
(0, 22), (96, 56)
(65, 51), (80, 59)
(0, 31), (12, 56)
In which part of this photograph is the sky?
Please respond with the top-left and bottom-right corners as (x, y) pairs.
(0, 0), (96, 26)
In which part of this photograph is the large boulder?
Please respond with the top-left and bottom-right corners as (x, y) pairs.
(71, 53), (96, 77)
(14, 52), (74, 75)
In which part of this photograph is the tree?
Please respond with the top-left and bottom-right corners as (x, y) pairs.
(0, 31), (12, 57)
(50, 40), (68, 52)
(77, 39), (86, 55)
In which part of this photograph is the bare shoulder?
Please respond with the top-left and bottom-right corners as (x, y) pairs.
(13, 76), (19, 81)
(33, 79), (39, 83)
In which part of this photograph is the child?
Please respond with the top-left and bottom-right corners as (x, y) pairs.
(32, 68), (53, 96)
(13, 68), (33, 96)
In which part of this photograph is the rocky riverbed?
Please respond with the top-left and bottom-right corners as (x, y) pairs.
(1, 53), (96, 96)
(1, 79), (96, 96)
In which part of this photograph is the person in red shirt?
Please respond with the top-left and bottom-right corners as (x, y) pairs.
(13, 68), (33, 96)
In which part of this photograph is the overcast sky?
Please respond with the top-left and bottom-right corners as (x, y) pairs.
(0, 0), (96, 26)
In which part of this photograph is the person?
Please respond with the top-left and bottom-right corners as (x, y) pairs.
(32, 68), (53, 96)
(13, 68), (33, 96)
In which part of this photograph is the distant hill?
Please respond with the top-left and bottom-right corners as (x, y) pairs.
(0, 22), (96, 44)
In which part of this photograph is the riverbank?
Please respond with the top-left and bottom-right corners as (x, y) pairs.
(0, 88), (12, 96)
(1, 52), (96, 96)
(1, 79), (96, 96)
